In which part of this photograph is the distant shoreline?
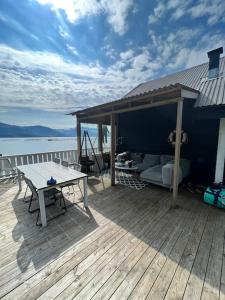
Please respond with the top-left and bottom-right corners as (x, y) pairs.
(0, 136), (75, 140)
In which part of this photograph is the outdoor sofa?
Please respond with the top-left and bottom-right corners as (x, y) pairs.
(116, 152), (190, 188)
(139, 155), (190, 188)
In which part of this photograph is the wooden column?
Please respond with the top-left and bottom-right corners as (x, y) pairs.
(98, 123), (103, 153)
(172, 98), (183, 207)
(110, 114), (116, 186)
(215, 118), (225, 183)
(76, 118), (81, 162)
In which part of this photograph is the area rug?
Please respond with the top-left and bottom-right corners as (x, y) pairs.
(116, 173), (148, 190)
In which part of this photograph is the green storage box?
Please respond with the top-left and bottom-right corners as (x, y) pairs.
(204, 187), (225, 209)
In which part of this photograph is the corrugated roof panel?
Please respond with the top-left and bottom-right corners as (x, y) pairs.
(124, 56), (225, 107)
(214, 77), (222, 105)
(218, 77), (225, 105)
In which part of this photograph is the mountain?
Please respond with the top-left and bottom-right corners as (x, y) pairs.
(57, 128), (76, 137)
(0, 123), (97, 138)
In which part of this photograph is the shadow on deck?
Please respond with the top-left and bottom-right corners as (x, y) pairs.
(0, 175), (225, 299)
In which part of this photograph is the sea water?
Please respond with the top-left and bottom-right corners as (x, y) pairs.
(0, 137), (100, 156)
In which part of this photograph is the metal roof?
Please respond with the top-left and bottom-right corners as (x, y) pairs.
(124, 56), (225, 107)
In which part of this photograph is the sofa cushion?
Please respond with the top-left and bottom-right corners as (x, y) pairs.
(136, 154), (160, 171)
(130, 152), (143, 163)
(160, 155), (174, 165)
(140, 165), (162, 182)
(164, 158), (190, 179)
(143, 154), (160, 165)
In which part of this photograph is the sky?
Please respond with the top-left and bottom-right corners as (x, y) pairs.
(0, 0), (224, 129)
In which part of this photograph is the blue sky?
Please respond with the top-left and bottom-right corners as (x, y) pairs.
(0, 0), (224, 128)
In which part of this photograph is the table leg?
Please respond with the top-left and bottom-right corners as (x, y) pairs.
(83, 176), (88, 207)
(38, 190), (47, 227)
(18, 170), (22, 192)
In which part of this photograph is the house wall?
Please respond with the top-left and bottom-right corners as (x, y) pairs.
(117, 101), (219, 184)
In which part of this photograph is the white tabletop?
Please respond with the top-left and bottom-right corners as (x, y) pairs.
(17, 162), (87, 191)
(115, 164), (138, 171)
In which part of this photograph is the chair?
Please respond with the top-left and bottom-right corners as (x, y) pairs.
(73, 162), (82, 171)
(54, 157), (61, 164)
(60, 161), (84, 205)
(61, 160), (69, 167)
(24, 177), (66, 226)
(0, 158), (17, 183)
(71, 162), (84, 199)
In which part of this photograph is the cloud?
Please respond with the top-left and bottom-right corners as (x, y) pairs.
(102, 44), (118, 60)
(36, 0), (134, 35)
(1, 24), (224, 113)
(36, 0), (101, 23)
(58, 25), (70, 39)
(101, 0), (134, 35)
(148, 2), (166, 24)
(148, 28), (225, 71)
(120, 49), (134, 60)
(148, 0), (225, 25)
(188, 0), (225, 25)
(66, 44), (78, 56)
(0, 44), (155, 112)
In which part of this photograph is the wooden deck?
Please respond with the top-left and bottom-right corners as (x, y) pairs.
(0, 176), (225, 300)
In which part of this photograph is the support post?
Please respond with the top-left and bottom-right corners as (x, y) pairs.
(215, 118), (225, 183)
(172, 98), (183, 207)
(98, 123), (103, 153)
(76, 118), (81, 162)
(110, 114), (116, 186)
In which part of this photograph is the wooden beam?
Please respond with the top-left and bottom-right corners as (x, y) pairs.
(98, 123), (103, 153)
(215, 118), (225, 183)
(110, 114), (116, 186)
(72, 84), (198, 117)
(78, 97), (179, 121)
(76, 118), (81, 162)
(172, 98), (183, 207)
(181, 88), (199, 99)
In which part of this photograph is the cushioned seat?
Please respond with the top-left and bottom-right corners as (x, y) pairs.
(136, 154), (160, 172)
(140, 165), (162, 182)
(140, 155), (190, 188)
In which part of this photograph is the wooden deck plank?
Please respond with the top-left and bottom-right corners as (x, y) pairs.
(1, 185), (166, 299)
(92, 198), (197, 300)
(19, 198), (165, 300)
(201, 209), (225, 300)
(220, 235), (225, 300)
(146, 203), (205, 300)
(66, 200), (193, 300)
(182, 208), (217, 300)
(0, 184), (152, 289)
(164, 204), (210, 300)
(0, 180), (224, 300)
(46, 195), (170, 300)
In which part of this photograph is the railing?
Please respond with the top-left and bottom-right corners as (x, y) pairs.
(1, 147), (111, 169)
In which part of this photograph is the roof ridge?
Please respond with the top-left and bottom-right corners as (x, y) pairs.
(139, 55), (225, 86)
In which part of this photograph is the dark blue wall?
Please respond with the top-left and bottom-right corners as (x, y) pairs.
(117, 101), (219, 184)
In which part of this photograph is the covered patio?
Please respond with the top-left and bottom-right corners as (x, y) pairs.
(73, 83), (202, 206)
(1, 175), (225, 299)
